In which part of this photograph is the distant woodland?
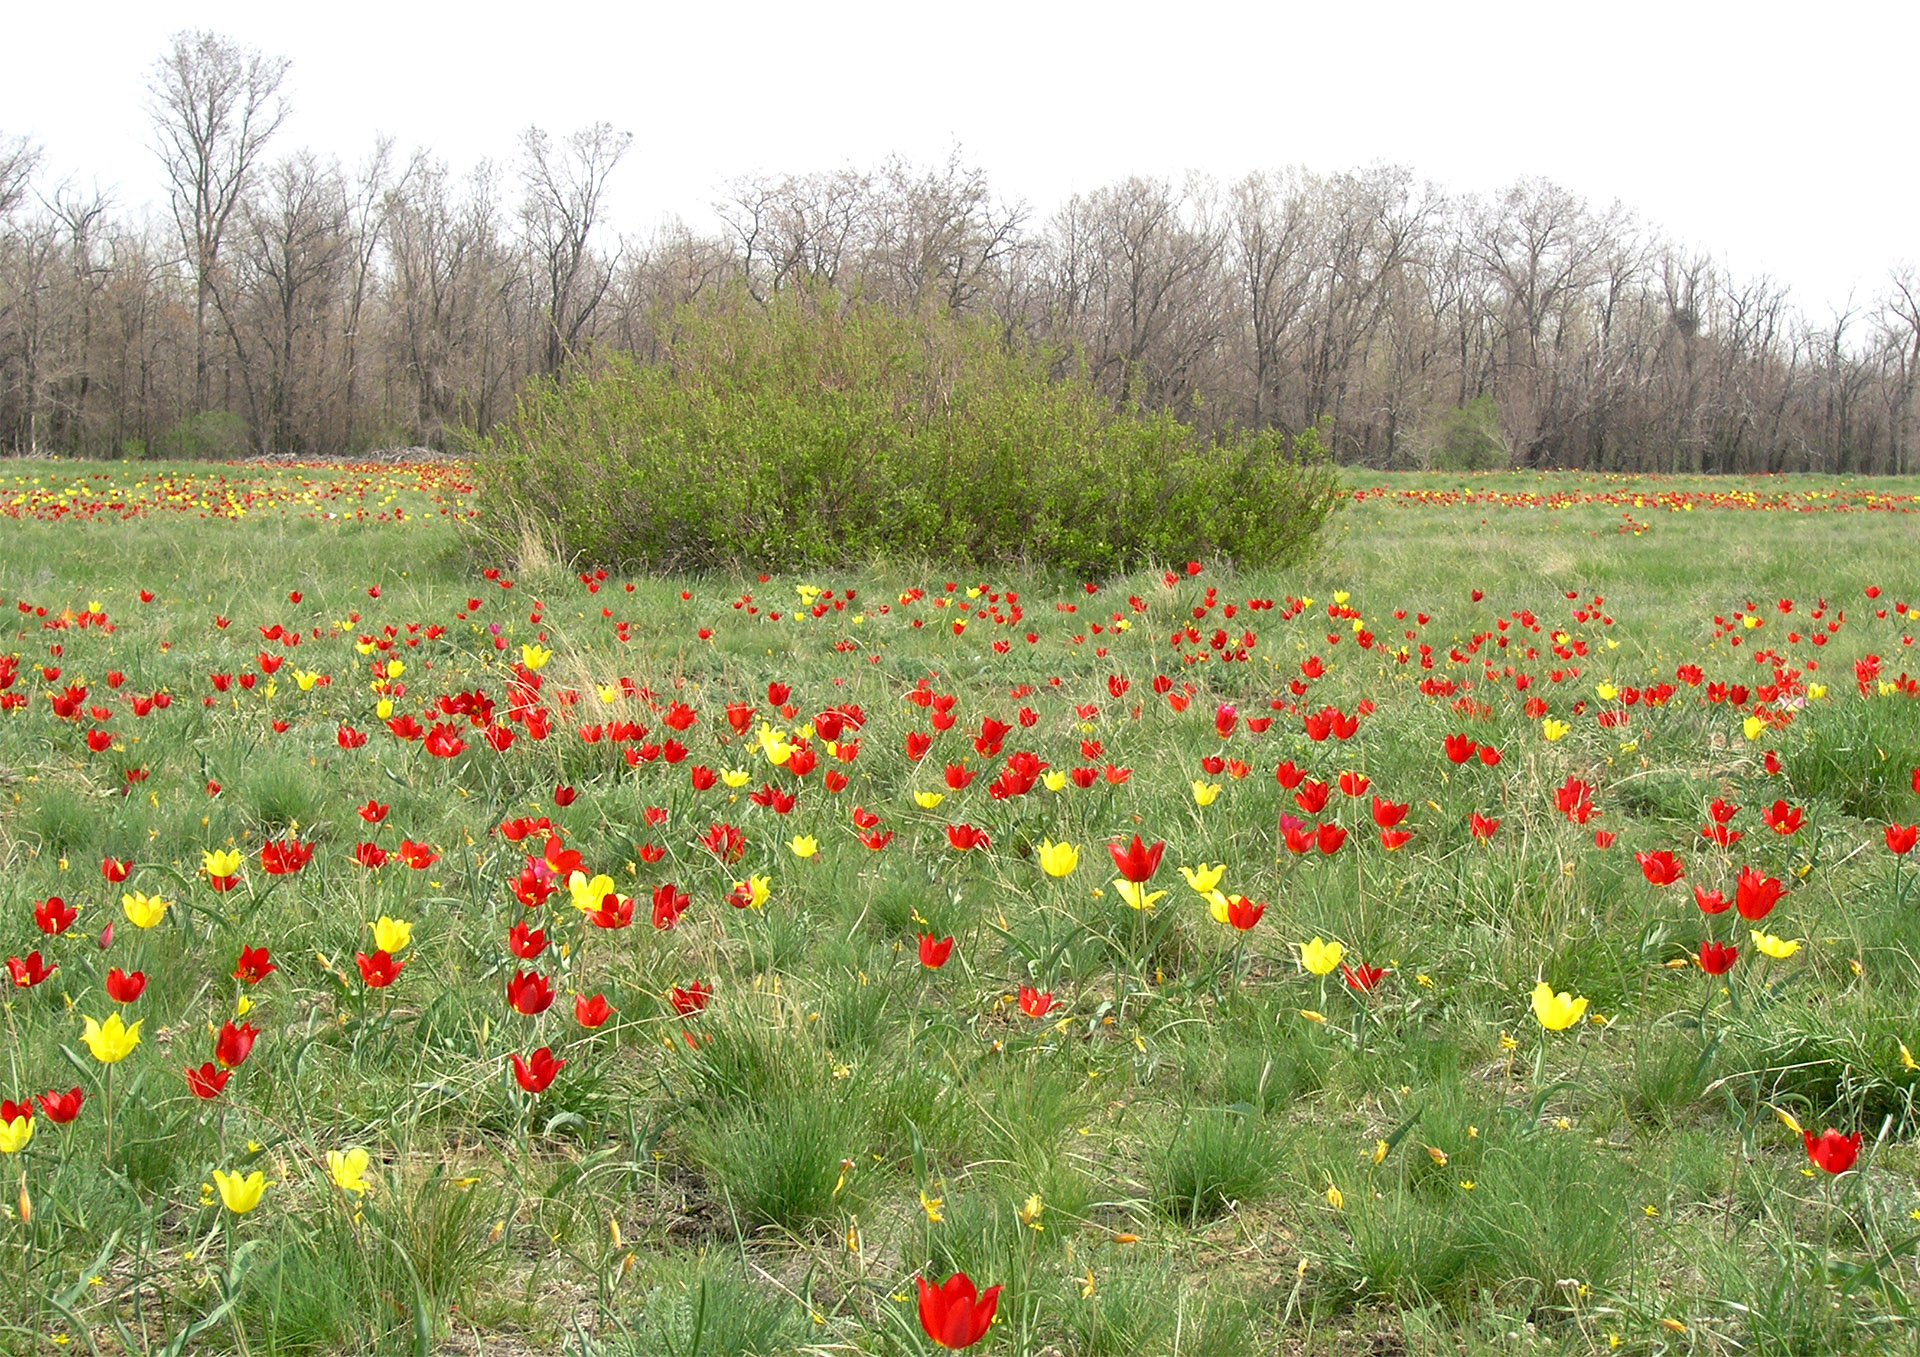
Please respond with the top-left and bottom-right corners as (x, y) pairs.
(4, 30), (1918, 472)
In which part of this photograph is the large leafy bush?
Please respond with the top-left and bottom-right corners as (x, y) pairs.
(469, 291), (1339, 575)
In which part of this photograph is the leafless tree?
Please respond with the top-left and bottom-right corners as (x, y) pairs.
(519, 123), (631, 375)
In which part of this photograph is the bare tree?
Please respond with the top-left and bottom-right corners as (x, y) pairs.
(519, 123), (631, 374)
(147, 30), (290, 410)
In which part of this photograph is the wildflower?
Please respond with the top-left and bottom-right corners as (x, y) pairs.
(0, 1106), (32, 1155)
(80, 1013), (142, 1063)
(511, 1047), (565, 1094)
(121, 891), (170, 929)
(1180, 863), (1226, 894)
(373, 916), (413, 954)
(788, 835), (819, 860)
(1037, 840), (1080, 877)
(1299, 938), (1344, 976)
(1113, 880), (1167, 911)
(1225, 897), (1266, 931)
(1698, 941), (1739, 975)
(1805, 1128), (1863, 1175)
(1191, 780), (1222, 806)
(212, 1169), (267, 1214)
(1530, 982), (1588, 1031)
(34, 1088), (83, 1124)
(575, 993), (614, 1028)
(1108, 835), (1165, 883)
(1018, 986), (1056, 1018)
(506, 971), (555, 1016)
(919, 934), (955, 969)
(106, 968), (147, 1004)
(234, 945), (276, 985)
(185, 1063), (231, 1099)
(215, 1021), (260, 1069)
(916, 1272), (1001, 1350)
(356, 950), (405, 988)
(920, 1190), (945, 1223)
(1750, 930), (1801, 960)
(328, 1148), (373, 1195)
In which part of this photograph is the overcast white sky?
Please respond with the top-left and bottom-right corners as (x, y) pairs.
(5, 0), (1914, 316)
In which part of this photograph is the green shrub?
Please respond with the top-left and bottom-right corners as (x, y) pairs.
(467, 290), (1340, 575)
(153, 409), (252, 461)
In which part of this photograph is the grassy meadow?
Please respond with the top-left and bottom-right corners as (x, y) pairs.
(1, 461), (1918, 1355)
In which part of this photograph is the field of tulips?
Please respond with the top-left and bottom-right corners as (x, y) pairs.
(2, 462), (1919, 1356)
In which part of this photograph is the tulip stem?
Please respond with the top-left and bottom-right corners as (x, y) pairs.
(101, 1063), (114, 1166)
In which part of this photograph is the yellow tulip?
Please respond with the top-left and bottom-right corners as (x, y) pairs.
(376, 697), (394, 720)
(328, 1147), (373, 1196)
(1542, 718), (1571, 743)
(212, 1169), (268, 1215)
(1180, 863), (1226, 895)
(1742, 715), (1766, 741)
(720, 768), (751, 789)
(1206, 891), (1235, 924)
(1191, 780), (1222, 807)
(788, 835), (819, 860)
(80, 1013), (142, 1064)
(732, 874), (771, 910)
(913, 790), (946, 810)
(519, 645), (551, 672)
(1300, 938), (1344, 976)
(1595, 682), (1618, 701)
(1041, 771), (1068, 793)
(1037, 840), (1080, 878)
(1530, 982), (1589, 1031)
(1113, 880), (1166, 911)
(293, 669), (319, 692)
(202, 848), (244, 878)
(568, 873), (616, 914)
(1750, 930), (1802, 960)
(0, 1114), (33, 1155)
(372, 916), (413, 953)
(755, 724), (793, 765)
(122, 891), (170, 929)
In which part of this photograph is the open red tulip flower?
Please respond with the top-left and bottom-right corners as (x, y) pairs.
(1805, 1128), (1862, 1175)
(916, 1271), (1001, 1350)
(1107, 834), (1165, 883)
(511, 1047), (565, 1094)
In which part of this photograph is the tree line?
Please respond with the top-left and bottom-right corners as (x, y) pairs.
(3, 30), (1918, 472)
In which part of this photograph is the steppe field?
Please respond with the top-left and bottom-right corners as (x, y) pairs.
(2, 463), (1918, 1356)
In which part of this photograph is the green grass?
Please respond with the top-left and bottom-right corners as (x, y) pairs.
(0, 461), (1918, 1354)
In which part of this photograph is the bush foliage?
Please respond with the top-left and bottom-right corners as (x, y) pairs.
(469, 292), (1340, 574)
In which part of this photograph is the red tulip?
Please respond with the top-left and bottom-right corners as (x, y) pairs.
(1018, 986), (1056, 1018)
(511, 1047), (565, 1094)
(185, 1063), (231, 1099)
(259, 837), (314, 875)
(1735, 867), (1784, 921)
(1636, 850), (1685, 887)
(215, 1020), (260, 1069)
(671, 982), (712, 1016)
(1107, 835), (1165, 884)
(6, 952), (56, 988)
(356, 950), (405, 988)
(101, 856), (132, 883)
(1226, 897), (1266, 931)
(106, 967), (147, 1003)
(1886, 824), (1919, 856)
(1804, 1128), (1862, 1175)
(1697, 941), (1739, 975)
(508, 922), (548, 960)
(506, 971), (555, 1016)
(919, 934), (954, 969)
(358, 799), (390, 824)
(1694, 885), (1729, 915)
(35, 1087), (84, 1123)
(34, 896), (78, 935)
(234, 945), (276, 985)
(575, 993), (614, 1029)
(1469, 812), (1501, 842)
(916, 1271), (1001, 1350)
(1342, 962), (1388, 992)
